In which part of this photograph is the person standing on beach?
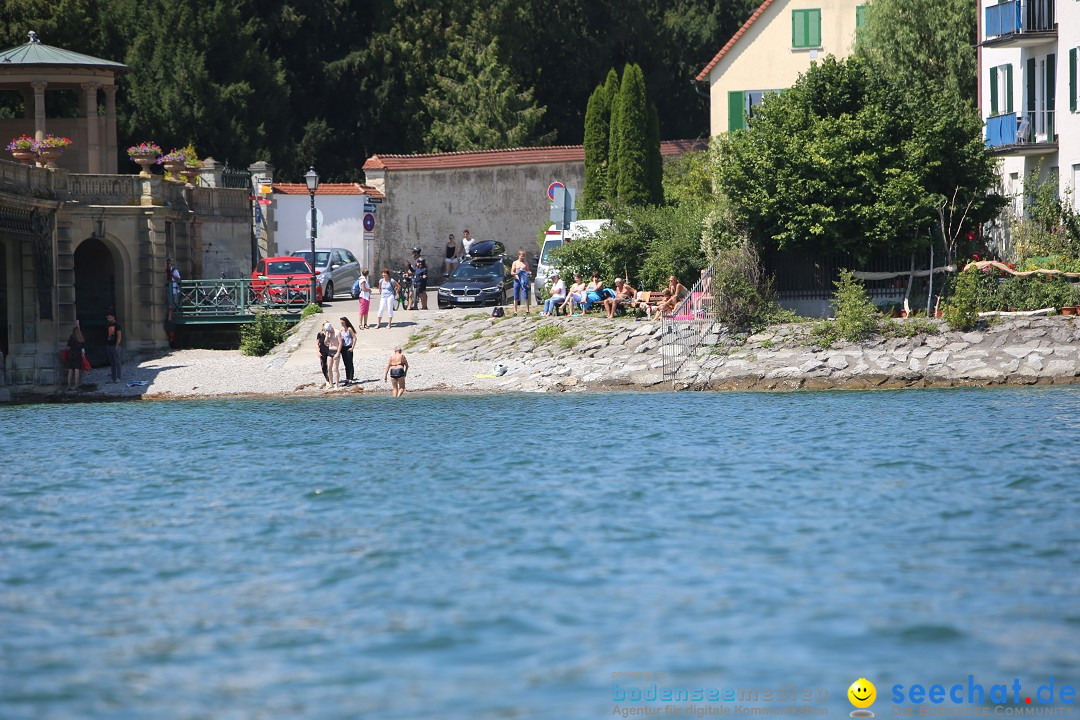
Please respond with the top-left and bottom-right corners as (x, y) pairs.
(316, 327), (330, 385)
(384, 345), (408, 398)
(375, 269), (399, 329)
(105, 312), (122, 383)
(65, 322), (85, 390)
(410, 249), (428, 310)
(443, 233), (459, 277)
(339, 317), (357, 384)
(356, 269), (372, 329)
(511, 249), (531, 315)
(322, 322), (341, 388)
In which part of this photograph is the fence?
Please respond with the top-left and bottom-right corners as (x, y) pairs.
(660, 265), (718, 386)
(170, 277), (313, 322)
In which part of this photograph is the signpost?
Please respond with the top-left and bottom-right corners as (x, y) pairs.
(363, 213), (375, 232)
(363, 203), (377, 213)
(548, 185), (577, 231)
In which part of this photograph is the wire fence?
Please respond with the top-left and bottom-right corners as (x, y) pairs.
(660, 265), (719, 388)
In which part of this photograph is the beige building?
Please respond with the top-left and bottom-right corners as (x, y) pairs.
(697, 0), (864, 137)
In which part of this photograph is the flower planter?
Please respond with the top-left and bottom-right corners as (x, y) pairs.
(181, 165), (200, 187)
(36, 146), (64, 169)
(162, 159), (185, 177)
(130, 152), (159, 177)
(10, 149), (35, 164)
(1060, 306), (1077, 316)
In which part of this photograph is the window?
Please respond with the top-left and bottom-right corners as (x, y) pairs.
(727, 90), (780, 132)
(989, 64), (1014, 115)
(792, 9), (821, 49)
(855, 5), (867, 33)
(1070, 47), (1078, 113)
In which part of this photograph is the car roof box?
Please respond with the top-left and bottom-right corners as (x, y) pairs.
(467, 240), (504, 257)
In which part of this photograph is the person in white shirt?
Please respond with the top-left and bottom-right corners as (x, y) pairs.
(461, 228), (476, 256)
(543, 272), (566, 315)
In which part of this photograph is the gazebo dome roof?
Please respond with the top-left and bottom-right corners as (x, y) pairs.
(0, 31), (129, 73)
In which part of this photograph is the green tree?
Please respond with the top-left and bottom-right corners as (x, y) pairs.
(607, 68), (624, 202)
(615, 63), (650, 206)
(646, 102), (663, 205)
(856, 0), (977, 103)
(421, 30), (550, 152)
(582, 84), (611, 213)
(716, 56), (1001, 260)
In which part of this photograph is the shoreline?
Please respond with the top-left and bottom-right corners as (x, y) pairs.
(3, 310), (1079, 403)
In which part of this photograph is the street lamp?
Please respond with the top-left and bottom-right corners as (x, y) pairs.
(305, 166), (319, 303)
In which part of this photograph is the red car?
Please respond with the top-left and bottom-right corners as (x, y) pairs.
(252, 256), (323, 304)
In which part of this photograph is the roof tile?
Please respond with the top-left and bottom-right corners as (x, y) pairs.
(696, 0), (774, 82)
(272, 182), (384, 199)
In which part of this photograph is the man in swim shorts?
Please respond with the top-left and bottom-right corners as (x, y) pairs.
(511, 249), (531, 315)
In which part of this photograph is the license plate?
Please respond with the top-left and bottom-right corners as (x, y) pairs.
(457, 296), (476, 302)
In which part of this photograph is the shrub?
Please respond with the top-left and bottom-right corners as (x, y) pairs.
(559, 334), (582, 349)
(301, 303), (322, 319)
(831, 270), (880, 342)
(710, 240), (781, 330)
(1000, 275), (1076, 310)
(240, 311), (289, 356)
(534, 324), (563, 344)
(943, 266), (981, 331)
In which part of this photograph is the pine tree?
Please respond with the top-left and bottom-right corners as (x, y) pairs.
(607, 67), (624, 202)
(582, 84), (610, 212)
(616, 64), (650, 206)
(646, 102), (663, 205)
(421, 30), (550, 152)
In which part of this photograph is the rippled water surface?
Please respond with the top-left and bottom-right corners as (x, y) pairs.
(2, 388), (1079, 719)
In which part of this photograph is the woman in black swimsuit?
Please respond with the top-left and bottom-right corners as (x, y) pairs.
(443, 234), (459, 278)
(384, 346), (409, 398)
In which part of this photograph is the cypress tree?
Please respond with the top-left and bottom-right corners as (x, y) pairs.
(607, 66), (625, 202)
(583, 84), (610, 212)
(646, 102), (663, 205)
(616, 64), (650, 206)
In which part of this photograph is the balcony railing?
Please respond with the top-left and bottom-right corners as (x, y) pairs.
(985, 111), (1056, 149)
(984, 0), (1055, 41)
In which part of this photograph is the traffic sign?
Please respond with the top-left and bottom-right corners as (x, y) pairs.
(549, 186), (577, 230)
(547, 181), (565, 200)
(363, 203), (377, 213)
(253, 176), (272, 189)
(363, 231), (375, 240)
(305, 208), (324, 234)
(363, 213), (375, 232)
(367, 197), (383, 203)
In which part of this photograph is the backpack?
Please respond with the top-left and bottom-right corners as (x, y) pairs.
(350, 278), (361, 299)
(491, 306), (505, 318)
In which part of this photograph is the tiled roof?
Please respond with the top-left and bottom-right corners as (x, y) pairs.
(0, 38), (129, 73)
(272, 182), (385, 199)
(696, 0), (775, 81)
(362, 139), (707, 171)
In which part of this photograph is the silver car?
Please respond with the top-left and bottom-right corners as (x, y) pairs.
(290, 248), (361, 302)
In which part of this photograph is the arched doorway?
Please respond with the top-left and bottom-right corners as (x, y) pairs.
(74, 238), (117, 367)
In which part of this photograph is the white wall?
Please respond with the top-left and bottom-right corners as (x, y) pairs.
(273, 194), (376, 272)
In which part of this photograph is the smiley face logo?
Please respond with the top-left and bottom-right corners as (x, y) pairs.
(848, 678), (876, 716)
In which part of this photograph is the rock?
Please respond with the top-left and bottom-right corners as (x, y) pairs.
(1002, 346), (1034, 358)
(826, 355), (849, 370)
(961, 332), (985, 344)
(926, 350), (950, 366)
(948, 358), (987, 374)
(911, 346), (933, 359)
(1043, 359), (1077, 378)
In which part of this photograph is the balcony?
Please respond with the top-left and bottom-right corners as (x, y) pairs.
(983, 0), (1056, 47)
(985, 111), (1058, 155)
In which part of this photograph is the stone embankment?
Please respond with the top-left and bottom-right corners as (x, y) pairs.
(415, 313), (1080, 392)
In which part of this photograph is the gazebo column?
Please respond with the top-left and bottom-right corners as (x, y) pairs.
(82, 82), (102, 173)
(103, 85), (118, 174)
(31, 81), (47, 141)
(20, 89), (33, 119)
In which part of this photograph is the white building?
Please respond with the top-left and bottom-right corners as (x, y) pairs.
(271, 182), (384, 274)
(696, 0), (864, 138)
(979, 0), (1079, 216)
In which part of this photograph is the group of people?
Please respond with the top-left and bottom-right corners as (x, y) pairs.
(442, 229), (478, 277)
(314, 316), (409, 397)
(61, 312), (124, 390)
(541, 273), (690, 319)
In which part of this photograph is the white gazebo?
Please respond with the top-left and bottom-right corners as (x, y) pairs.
(0, 31), (129, 173)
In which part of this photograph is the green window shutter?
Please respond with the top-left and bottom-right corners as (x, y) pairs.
(1027, 57), (1036, 113)
(990, 66), (999, 115)
(1071, 48), (1077, 113)
(728, 91), (745, 132)
(855, 5), (866, 30)
(808, 9), (821, 47)
(1006, 64), (1013, 114)
(792, 10), (805, 47)
(1047, 53), (1056, 110)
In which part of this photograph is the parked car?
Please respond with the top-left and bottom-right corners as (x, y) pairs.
(252, 256), (322, 304)
(437, 254), (513, 308)
(290, 248), (361, 302)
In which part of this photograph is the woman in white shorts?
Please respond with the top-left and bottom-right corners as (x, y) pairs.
(376, 268), (399, 329)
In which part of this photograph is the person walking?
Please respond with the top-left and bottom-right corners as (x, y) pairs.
(356, 268), (372, 329)
(105, 311), (122, 383)
(511, 249), (531, 315)
(384, 345), (409, 398)
(322, 322), (341, 388)
(443, 233), (459, 277)
(375, 268), (400, 329)
(65, 322), (86, 390)
(410, 248), (428, 310)
(339, 317), (357, 384)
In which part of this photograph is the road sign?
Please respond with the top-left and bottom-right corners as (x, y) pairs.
(363, 213), (375, 232)
(253, 176), (272, 189)
(367, 197), (383, 203)
(305, 208), (324, 234)
(363, 203), (377, 213)
(549, 186), (577, 230)
(547, 181), (565, 200)
(363, 231), (375, 240)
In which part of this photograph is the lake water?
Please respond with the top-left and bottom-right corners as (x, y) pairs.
(1, 389), (1078, 719)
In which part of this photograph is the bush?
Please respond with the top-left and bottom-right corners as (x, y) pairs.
(831, 270), (880, 341)
(301, 303), (322, 319)
(943, 266), (981, 331)
(1001, 275), (1076, 310)
(710, 240), (782, 330)
(534, 324), (563, 345)
(240, 311), (289, 356)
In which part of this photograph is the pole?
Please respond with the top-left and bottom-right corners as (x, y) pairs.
(309, 190), (317, 304)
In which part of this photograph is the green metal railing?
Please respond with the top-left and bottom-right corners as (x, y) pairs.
(170, 278), (312, 323)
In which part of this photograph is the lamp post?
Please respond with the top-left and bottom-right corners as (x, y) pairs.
(305, 166), (319, 303)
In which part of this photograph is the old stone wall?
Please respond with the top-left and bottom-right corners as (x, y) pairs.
(372, 162), (584, 272)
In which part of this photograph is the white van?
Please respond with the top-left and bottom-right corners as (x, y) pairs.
(534, 219), (610, 302)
